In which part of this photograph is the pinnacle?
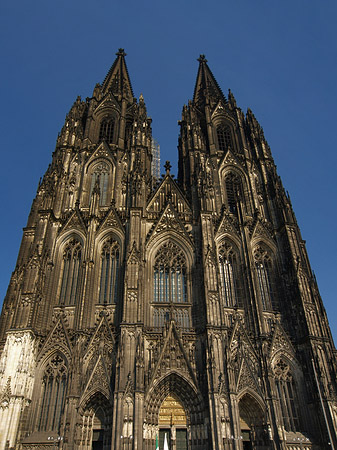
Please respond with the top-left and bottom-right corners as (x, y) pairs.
(101, 48), (134, 101)
(116, 48), (127, 57)
(197, 54), (208, 63)
(193, 54), (226, 107)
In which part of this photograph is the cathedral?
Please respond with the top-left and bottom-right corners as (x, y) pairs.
(0, 49), (336, 450)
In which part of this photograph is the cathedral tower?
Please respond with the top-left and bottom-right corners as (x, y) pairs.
(0, 50), (336, 450)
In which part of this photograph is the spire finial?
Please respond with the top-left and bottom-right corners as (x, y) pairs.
(116, 48), (127, 57)
(198, 54), (207, 63)
(164, 161), (171, 174)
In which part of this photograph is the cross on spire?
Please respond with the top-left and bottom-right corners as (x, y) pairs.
(116, 48), (127, 57)
(197, 54), (208, 63)
(164, 161), (171, 174)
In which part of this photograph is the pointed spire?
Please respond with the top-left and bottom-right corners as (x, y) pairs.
(193, 54), (226, 109)
(102, 48), (134, 102)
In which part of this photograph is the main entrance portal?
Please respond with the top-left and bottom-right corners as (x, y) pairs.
(238, 394), (269, 450)
(158, 395), (188, 450)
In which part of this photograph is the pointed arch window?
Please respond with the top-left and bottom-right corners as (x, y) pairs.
(153, 242), (190, 329)
(216, 123), (233, 151)
(99, 118), (115, 144)
(274, 360), (301, 432)
(224, 173), (243, 214)
(59, 239), (82, 306)
(99, 238), (120, 304)
(254, 246), (275, 310)
(153, 242), (187, 303)
(218, 242), (242, 307)
(89, 162), (110, 206)
(38, 354), (68, 432)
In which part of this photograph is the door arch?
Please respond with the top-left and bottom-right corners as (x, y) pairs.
(145, 373), (208, 450)
(158, 394), (188, 450)
(238, 393), (269, 450)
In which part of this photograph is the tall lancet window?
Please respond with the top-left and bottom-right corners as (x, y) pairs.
(153, 242), (189, 329)
(38, 354), (68, 432)
(254, 246), (275, 310)
(224, 173), (243, 214)
(274, 360), (301, 432)
(89, 162), (110, 206)
(218, 242), (242, 307)
(99, 118), (115, 144)
(153, 242), (187, 303)
(59, 239), (82, 306)
(99, 238), (120, 304)
(216, 123), (233, 151)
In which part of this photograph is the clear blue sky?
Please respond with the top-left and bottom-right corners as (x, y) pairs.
(1, 1), (336, 341)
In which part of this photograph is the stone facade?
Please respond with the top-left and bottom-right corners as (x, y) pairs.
(0, 49), (336, 450)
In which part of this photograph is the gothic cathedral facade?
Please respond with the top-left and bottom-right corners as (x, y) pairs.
(0, 50), (336, 450)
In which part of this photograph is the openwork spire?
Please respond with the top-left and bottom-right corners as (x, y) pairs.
(193, 54), (226, 108)
(102, 48), (134, 101)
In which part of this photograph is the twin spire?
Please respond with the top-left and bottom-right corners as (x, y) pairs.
(102, 49), (226, 107)
(102, 48), (134, 102)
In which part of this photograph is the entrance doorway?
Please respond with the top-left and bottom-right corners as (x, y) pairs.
(238, 394), (268, 450)
(158, 395), (188, 450)
(92, 429), (104, 450)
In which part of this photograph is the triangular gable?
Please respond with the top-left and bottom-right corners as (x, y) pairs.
(60, 208), (87, 235)
(127, 241), (140, 264)
(147, 175), (191, 215)
(150, 321), (197, 386)
(236, 356), (262, 395)
(215, 211), (240, 238)
(212, 100), (227, 116)
(94, 91), (121, 115)
(251, 218), (274, 242)
(146, 202), (193, 246)
(219, 148), (243, 169)
(269, 324), (295, 360)
(38, 316), (72, 363)
(85, 141), (116, 169)
(228, 319), (259, 363)
(82, 354), (112, 399)
(97, 205), (124, 234)
(84, 315), (115, 364)
(211, 100), (232, 119)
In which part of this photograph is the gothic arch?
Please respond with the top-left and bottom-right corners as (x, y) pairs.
(146, 232), (194, 269)
(212, 116), (237, 151)
(146, 238), (193, 329)
(77, 391), (112, 449)
(250, 235), (277, 255)
(37, 325), (72, 366)
(270, 354), (304, 432)
(92, 103), (120, 144)
(215, 231), (242, 251)
(219, 166), (253, 216)
(30, 350), (69, 433)
(237, 391), (269, 447)
(95, 229), (124, 253)
(252, 241), (278, 311)
(53, 235), (84, 306)
(82, 158), (115, 206)
(216, 238), (244, 308)
(237, 389), (266, 413)
(145, 372), (203, 426)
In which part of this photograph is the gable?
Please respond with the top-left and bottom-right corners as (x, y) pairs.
(147, 175), (191, 216)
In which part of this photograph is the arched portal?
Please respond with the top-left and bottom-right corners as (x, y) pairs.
(145, 373), (208, 450)
(238, 394), (269, 450)
(78, 392), (112, 450)
(158, 394), (187, 450)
